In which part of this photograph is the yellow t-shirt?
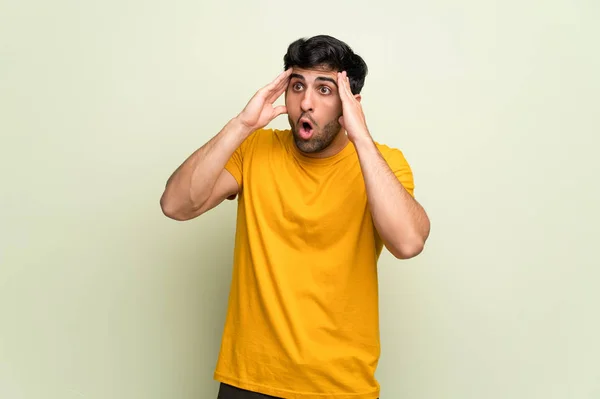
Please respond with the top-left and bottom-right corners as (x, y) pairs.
(214, 128), (415, 399)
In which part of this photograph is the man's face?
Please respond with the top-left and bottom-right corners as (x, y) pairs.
(285, 67), (343, 155)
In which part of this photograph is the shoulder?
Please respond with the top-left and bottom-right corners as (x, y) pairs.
(246, 128), (291, 146)
(238, 128), (292, 159)
(375, 141), (411, 167)
(238, 128), (275, 153)
(375, 141), (416, 195)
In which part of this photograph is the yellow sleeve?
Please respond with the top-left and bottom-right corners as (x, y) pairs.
(224, 144), (244, 188)
(224, 129), (262, 188)
(382, 146), (415, 197)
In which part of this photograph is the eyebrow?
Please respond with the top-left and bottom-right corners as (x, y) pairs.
(290, 73), (338, 88)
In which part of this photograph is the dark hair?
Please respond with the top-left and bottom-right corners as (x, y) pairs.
(283, 35), (368, 94)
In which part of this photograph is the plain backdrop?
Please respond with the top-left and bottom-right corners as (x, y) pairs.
(1, 0), (599, 398)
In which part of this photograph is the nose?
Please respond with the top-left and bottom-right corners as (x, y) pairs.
(300, 90), (313, 113)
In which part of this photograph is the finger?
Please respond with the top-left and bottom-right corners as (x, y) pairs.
(338, 71), (353, 103)
(272, 105), (287, 118)
(342, 71), (354, 100)
(337, 72), (348, 101)
(258, 69), (291, 98)
(283, 67), (293, 78)
(266, 79), (289, 104)
(266, 70), (292, 102)
(269, 68), (293, 92)
(274, 67), (293, 83)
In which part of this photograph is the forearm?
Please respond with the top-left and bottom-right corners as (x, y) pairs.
(354, 136), (430, 259)
(161, 117), (251, 214)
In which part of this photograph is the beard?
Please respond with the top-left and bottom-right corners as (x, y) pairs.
(289, 115), (343, 154)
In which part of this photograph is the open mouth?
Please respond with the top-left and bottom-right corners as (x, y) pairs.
(298, 118), (314, 139)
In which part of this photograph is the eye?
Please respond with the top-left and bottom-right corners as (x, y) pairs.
(292, 82), (304, 91)
(319, 86), (332, 95)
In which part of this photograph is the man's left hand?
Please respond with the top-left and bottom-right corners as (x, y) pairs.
(337, 71), (372, 144)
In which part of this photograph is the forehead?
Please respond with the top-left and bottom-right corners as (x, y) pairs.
(290, 67), (338, 81)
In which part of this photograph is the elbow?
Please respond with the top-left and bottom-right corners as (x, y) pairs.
(383, 213), (431, 260)
(390, 219), (431, 259)
(387, 236), (426, 260)
(160, 193), (194, 221)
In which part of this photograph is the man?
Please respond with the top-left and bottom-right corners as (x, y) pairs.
(160, 35), (430, 399)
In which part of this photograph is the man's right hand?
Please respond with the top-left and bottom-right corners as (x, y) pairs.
(236, 68), (293, 132)
(160, 68), (293, 221)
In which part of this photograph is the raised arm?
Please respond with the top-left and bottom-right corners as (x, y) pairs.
(336, 71), (430, 258)
(160, 68), (292, 221)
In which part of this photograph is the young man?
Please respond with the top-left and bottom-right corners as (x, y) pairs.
(160, 35), (430, 399)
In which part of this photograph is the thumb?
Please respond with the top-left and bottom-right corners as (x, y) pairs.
(273, 105), (287, 118)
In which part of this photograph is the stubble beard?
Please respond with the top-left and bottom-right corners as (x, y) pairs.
(289, 116), (343, 154)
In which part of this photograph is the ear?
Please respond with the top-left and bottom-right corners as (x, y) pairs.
(354, 94), (362, 102)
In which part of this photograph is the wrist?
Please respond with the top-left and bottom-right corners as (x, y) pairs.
(350, 130), (374, 149)
(230, 116), (255, 138)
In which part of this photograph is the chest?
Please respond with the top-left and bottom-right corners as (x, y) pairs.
(243, 154), (370, 243)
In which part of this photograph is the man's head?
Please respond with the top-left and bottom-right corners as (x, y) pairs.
(283, 35), (368, 156)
